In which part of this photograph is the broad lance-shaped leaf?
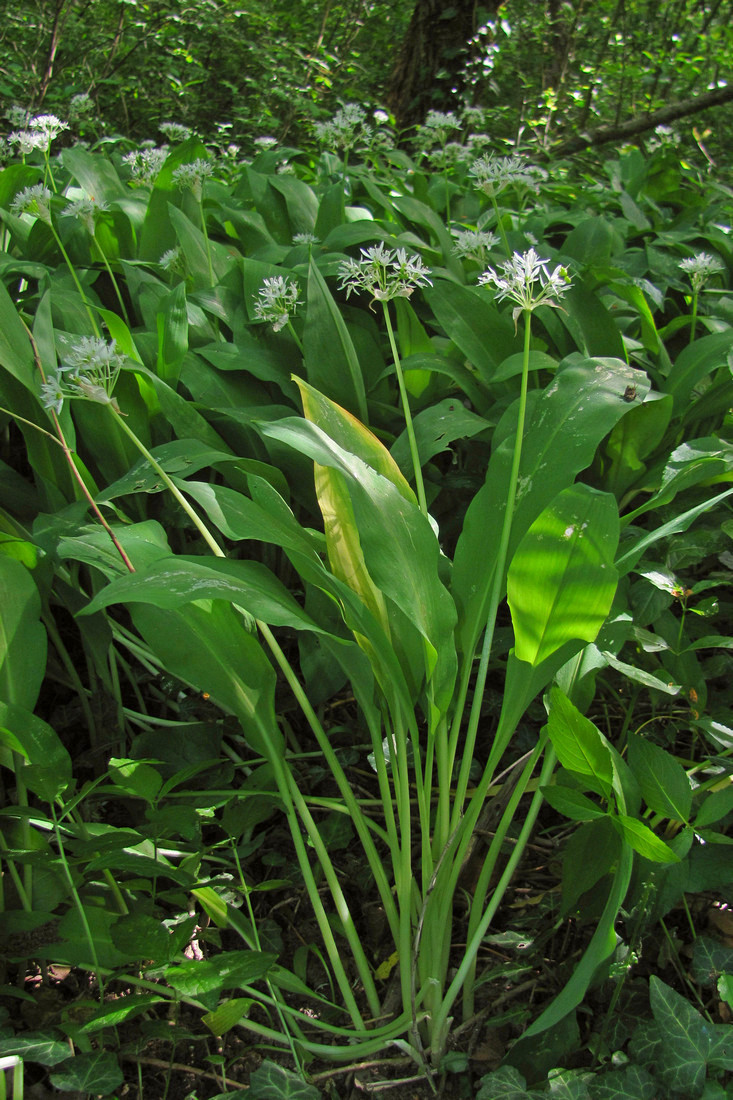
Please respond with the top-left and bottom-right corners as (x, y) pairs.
(80, 555), (330, 636)
(304, 257), (368, 422)
(507, 484), (619, 667)
(0, 555), (47, 712)
(259, 413), (458, 714)
(453, 356), (648, 660)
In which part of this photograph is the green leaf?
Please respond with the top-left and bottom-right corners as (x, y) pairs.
(391, 397), (489, 473)
(111, 913), (176, 963)
(202, 997), (253, 1036)
(0, 1032), (70, 1067)
(156, 279), (188, 386)
(627, 734), (692, 822)
(664, 331), (733, 412)
(695, 785), (733, 828)
(303, 256), (368, 421)
(611, 815), (680, 863)
(81, 994), (167, 1033)
(0, 704), (71, 802)
(425, 279), (518, 380)
(108, 757), (163, 802)
(476, 1065), (531, 1099)
(648, 975), (711, 1096)
(0, 277), (36, 392)
(248, 1059), (322, 1099)
(454, 356), (647, 658)
(587, 1064), (657, 1100)
(49, 1050), (123, 1094)
(546, 688), (614, 793)
(541, 785), (607, 821)
(690, 936), (733, 988)
(0, 555), (47, 712)
(82, 555), (329, 636)
(508, 484), (619, 666)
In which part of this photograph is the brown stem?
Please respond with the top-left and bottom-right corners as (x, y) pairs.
(23, 324), (136, 574)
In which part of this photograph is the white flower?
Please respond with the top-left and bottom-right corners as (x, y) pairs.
(123, 146), (169, 185)
(172, 158), (214, 201)
(5, 105), (30, 128)
(11, 184), (53, 223)
(160, 121), (192, 142)
(451, 227), (499, 260)
(680, 252), (725, 293)
(29, 114), (69, 143)
(418, 110), (461, 147)
(69, 93), (94, 121)
(40, 338), (126, 414)
(314, 103), (367, 152)
(160, 247), (184, 273)
(40, 375), (65, 415)
(469, 153), (547, 197)
(254, 276), (302, 332)
(479, 247), (572, 325)
(338, 245), (433, 303)
(254, 135), (278, 149)
(62, 194), (108, 234)
(292, 232), (320, 245)
(7, 129), (48, 155)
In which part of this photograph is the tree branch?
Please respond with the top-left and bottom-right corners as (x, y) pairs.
(554, 82), (733, 155)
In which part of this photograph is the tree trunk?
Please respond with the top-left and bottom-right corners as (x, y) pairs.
(387, 0), (502, 131)
(553, 83), (733, 155)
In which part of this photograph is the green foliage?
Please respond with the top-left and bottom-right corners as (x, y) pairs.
(0, 108), (732, 1098)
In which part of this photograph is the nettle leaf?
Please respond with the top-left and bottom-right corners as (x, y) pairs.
(202, 997), (253, 1036)
(248, 1059), (322, 1099)
(111, 913), (176, 963)
(611, 816), (680, 863)
(81, 994), (167, 1033)
(627, 734), (692, 822)
(546, 687), (614, 796)
(49, 1050), (124, 1094)
(649, 976), (711, 1096)
(541, 785), (607, 822)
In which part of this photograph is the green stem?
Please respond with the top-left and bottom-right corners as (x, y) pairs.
(92, 235), (130, 326)
(51, 804), (105, 1001)
(382, 303), (428, 515)
(48, 223), (100, 337)
(286, 319), (305, 357)
(450, 309), (533, 830)
(689, 289), (699, 344)
(491, 193), (511, 257)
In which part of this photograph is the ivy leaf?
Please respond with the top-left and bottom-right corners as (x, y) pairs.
(248, 1059), (322, 1099)
(49, 1050), (123, 1094)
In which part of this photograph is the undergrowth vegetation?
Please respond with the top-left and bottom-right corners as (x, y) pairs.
(0, 106), (733, 1099)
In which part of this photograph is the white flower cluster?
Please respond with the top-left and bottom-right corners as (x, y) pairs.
(254, 276), (302, 333)
(160, 121), (192, 142)
(40, 338), (126, 415)
(11, 184), (53, 224)
(314, 103), (367, 153)
(479, 247), (572, 324)
(451, 227), (499, 261)
(122, 146), (169, 185)
(62, 194), (109, 234)
(338, 244), (433, 303)
(418, 110), (462, 148)
(7, 113), (68, 155)
(171, 158), (214, 201)
(680, 251), (725, 293)
(469, 153), (547, 197)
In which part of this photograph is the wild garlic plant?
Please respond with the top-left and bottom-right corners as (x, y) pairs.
(680, 251), (725, 342)
(338, 244), (434, 514)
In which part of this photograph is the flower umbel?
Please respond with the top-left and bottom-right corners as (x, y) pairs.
(171, 158), (214, 202)
(480, 247), (572, 325)
(451, 227), (499, 261)
(40, 338), (126, 414)
(338, 245), (433, 303)
(469, 153), (547, 197)
(11, 184), (53, 224)
(254, 276), (302, 333)
(122, 146), (169, 185)
(62, 195), (109, 234)
(680, 251), (725, 293)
